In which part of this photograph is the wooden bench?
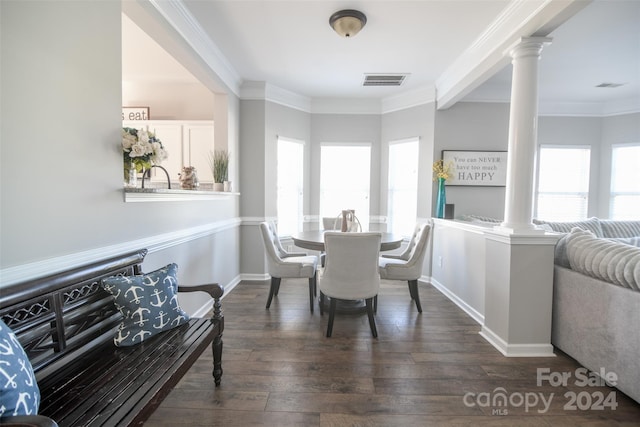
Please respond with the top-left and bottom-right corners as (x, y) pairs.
(0, 249), (224, 427)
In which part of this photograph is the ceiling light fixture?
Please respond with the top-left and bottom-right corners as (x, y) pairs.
(329, 9), (367, 38)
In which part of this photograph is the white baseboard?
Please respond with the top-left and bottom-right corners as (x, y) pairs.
(221, 274), (243, 297)
(240, 273), (270, 282)
(428, 276), (484, 325)
(428, 277), (555, 357)
(191, 274), (243, 317)
(480, 326), (556, 357)
(192, 298), (214, 318)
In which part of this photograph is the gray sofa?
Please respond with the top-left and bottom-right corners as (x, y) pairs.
(459, 215), (640, 403)
(534, 218), (640, 404)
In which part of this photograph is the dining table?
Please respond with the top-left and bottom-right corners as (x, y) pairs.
(292, 230), (404, 252)
(291, 230), (405, 314)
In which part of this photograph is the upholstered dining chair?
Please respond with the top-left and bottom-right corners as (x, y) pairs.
(266, 221), (308, 258)
(319, 232), (381, 337)
(378, 222), (431, 313)
(259, 222), (318, 313)
(323, 217), (342, 231)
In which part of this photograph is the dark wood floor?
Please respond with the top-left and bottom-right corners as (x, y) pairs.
(146, 278), (640, 426)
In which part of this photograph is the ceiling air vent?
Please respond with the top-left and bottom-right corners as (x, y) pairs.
(595, 82), (625, 88)
(363, 74), (408, 87)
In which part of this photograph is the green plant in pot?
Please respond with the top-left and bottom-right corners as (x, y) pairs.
(208, 149), (229, 191)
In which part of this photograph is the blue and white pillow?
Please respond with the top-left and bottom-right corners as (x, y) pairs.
(0, 319), (40, 418)
(101, 264), (190, 347)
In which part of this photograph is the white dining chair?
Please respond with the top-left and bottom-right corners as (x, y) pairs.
(259, 222), (318, 312)
(265, 221), (308, 258)
(319, 232), (381, 337)
(323, 217), (341, 230)
(378, 222), (431, 313)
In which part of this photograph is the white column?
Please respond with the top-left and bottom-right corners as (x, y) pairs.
(501, 37), (551, 233)
(480, 37), (561, 358)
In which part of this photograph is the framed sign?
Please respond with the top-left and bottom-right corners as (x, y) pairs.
(122, 107), (149, 121)
(442, 150), (507, 186)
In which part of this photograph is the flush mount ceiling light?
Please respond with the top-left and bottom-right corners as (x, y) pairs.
(329, 9), (367, 38)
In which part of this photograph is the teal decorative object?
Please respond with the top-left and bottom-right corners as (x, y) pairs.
(435, 177), (446, 218)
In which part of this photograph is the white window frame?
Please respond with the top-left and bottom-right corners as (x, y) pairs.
(535, 145), (591, 221)
(387, 137), (419, 237)
(276, 136), (305, 236)
(610, 143), (640, 220)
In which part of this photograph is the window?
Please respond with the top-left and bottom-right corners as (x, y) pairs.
(610, 144), (640, 220)
(387, 138), (419, 236)
(276, 137), (304, 236)
(320, 144), (371, 230)
(535, 146), (591, 221)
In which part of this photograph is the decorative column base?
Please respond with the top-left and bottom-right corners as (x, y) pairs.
(481, 229), (560, 357)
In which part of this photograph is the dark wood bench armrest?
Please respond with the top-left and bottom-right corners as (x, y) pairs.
(0, 415), (59, 427)
(177, 282), (224, 386)
(177, 283), (224, 300)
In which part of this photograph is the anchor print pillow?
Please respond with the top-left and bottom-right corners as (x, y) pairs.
(101, 263), (190, 347)
(0, 319), (40, 418)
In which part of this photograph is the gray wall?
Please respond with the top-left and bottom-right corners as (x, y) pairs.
(239, 100), (267, 276)
(238, 99), (312, 276)
(238, 101), (439, 277)
(266, 102), (312, 219)
(535, 113), (639, 219)
(381, 103), (436, 220)
(310, 114), (383, 223)
(434, 102), (510, 219)
(0, 1), (241, 315)
(599, 113), (640, 217)
(434, 103), (639, 221)
(537, 116), (603, 218)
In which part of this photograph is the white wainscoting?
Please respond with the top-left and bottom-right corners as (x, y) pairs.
(0, 218), (242, 288)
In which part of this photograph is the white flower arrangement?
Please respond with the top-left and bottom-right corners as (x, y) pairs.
(122, 127), (168, 173)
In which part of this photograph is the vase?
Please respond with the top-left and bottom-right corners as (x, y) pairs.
(124, 165), (137, 188)
(435, 177), (446, 218)
(213, 182), (224, 192)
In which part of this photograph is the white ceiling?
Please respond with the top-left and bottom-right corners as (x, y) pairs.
(123, 0), (640, 115)
(466, 0), (640, 114)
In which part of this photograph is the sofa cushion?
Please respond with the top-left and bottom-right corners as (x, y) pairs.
(459, 214), (502, 225)
(533, 217), (604, 236)
(553, 233), (573, 268)
(0, 319), (40, 417)
(609, 236), (640, 247)
(600, 220), (640, 238)
(101, 263), (190, 347)
(565, 228), (640, 291)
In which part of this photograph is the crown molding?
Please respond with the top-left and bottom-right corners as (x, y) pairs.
(147, 0), (242, 97)
(240, 81), (435, 115)
(381, 86), (436, 114)
(436, 0), (590, 110)
(600, 96), (640, 117)
(240, 81), (312, 112)
(459, 97), (640, 117)
(311, 98), (382, 115)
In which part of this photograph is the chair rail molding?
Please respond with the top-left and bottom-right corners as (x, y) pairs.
(0, 218), (241, 288)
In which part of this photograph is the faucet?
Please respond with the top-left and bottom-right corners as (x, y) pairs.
(141, 165), (172, 189)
